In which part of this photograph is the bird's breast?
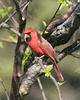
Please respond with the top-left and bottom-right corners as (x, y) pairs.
(27, 38), (44, 55)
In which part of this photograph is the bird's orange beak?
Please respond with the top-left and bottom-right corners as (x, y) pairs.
(25, 34), (30, 38)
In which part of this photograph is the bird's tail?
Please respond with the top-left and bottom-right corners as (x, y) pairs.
(49, 55), (64, 81)
(38, 45), (64, 81)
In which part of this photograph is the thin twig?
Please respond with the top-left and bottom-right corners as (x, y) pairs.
(70, 53), (80, 58)
(0, 38), (15, 43)
(37, 77), (47, 100)
(0, 77), (9, 100)
(0, 23), (24, 39)
(22, 0), (32, 12)
(49, 75), (62, 100)
(42, 3), (62, 35)
(56, 39), (80, 63)
(13, 0), (22, 22)
(5, 0), (32, 23)
(46, 3), (62, 29)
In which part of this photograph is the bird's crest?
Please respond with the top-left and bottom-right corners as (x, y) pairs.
(24, 27), (33, 34)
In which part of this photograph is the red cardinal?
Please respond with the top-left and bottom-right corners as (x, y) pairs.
(24, 27), (64, 81)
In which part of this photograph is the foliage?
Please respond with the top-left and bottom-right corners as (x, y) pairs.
(22, 47), (32, 65)
(57, 0), (72, 10)
(41, 65), (53, 77)
(40, 21), (49, 35)
(8, 30), (17, 43)
(58, 81), (66, 87)
(0, 6), (12, 18)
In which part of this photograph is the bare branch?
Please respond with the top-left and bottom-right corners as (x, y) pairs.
(13, 0), (22, 23)
(49, 75), (62, 100)
(56, 39), (80, 62)
(46, 0), (80, 33)
(4, 0), (32, 23)
(0, 77), (9, 100)
(42, 2), (62, 35)
(0, 38), (15, 43)
(19, 61), (42, 97)
(37, 77), (47, 100)
(46, 5), (80, 47)
(0, 23), (24, 39)
(71, 52), (80, 58)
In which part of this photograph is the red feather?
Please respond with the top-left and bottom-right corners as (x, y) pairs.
(24, 27), (64, 81)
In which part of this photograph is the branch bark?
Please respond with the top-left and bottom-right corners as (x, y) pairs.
(9, 0), (30, 100)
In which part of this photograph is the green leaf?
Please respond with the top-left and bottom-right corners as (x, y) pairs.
(40, 32), (43, 36)
(45, 72), (51, 77)
(9, 36), (17, 43)
(66, 0), (72, 7)
(1, 12), (7, 18)
(8, 30), (18, 43)
(57, 0), (64, 3)
(43, 21), (47, 27)
(0, 9), (4, 14)
(56, 13), (63, 16)
(22, 48), (32, 65)
(58, 81), (66, 87)
(60, 0), (67, 10)
(0, 41), (3, 48)
(0, 6), (12, 18)
(44, 31), (49, 34)
(6, 7), (12, 13)
(0, 9), (7, 18)
(57, 0), (67, 10)
(41, 69), (47, 73)
(46, 65), (53, 72)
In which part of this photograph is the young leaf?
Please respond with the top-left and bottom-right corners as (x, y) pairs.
(43, 21), (47, 28)
(6, 7), (12, 13)
(9, 36), (17, 43)
(22, 48), (32, 65)
(44, 31), (49, 34)
(58, 81), (66, 87)
(46, 65), (53, 72)
(0, 9), (7, 18)
(0, 41), (3, 48)
(57, 0), (67, 10)
(40, 32), (43, 36)
(45, 72), (51, 77)
(8, 30), (18, 43)
(59, 0), (67, 10)
(66, 0), (72, 7)
(41, 69), (47, 73)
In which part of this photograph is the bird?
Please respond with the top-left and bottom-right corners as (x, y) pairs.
(24, 27), (64, 81)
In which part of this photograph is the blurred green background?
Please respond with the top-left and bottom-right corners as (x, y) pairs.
(0, 0), (80, 100)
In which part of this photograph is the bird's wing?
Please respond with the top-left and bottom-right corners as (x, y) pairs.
(38, 34), (64, 81)
(39, 44), (64, 81)
(38, 34), (55, 56)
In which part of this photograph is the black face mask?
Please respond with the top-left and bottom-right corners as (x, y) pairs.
(25, 32), (32, 42)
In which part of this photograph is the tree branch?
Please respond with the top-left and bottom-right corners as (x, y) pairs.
(0, 38), (14, 43)
(0, 77), (9, 100)
(56, 39), (80, 62)
(37, 77), (47, 100)
(9, 0), (32, 100)
(46, 4), (80, 47)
